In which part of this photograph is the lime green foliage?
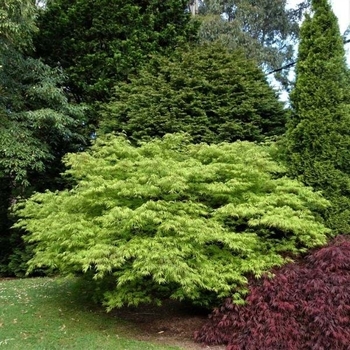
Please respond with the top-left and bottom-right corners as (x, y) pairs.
(286, 0), (350, 233)
(34, 0), (198, 103)
(102, 44), (286, 143)
(0, 277), (179, 349)
(16, 134), (329, 309)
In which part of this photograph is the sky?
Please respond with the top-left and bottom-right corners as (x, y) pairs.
(287, 0), (350, 60)
(329, 0), (350, 34)
(287, 0), (350, 33)
(277, 0), (350, 101)
(331, 0), (350, 62)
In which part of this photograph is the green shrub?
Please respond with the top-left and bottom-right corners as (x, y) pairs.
(16, 134), (329, 309)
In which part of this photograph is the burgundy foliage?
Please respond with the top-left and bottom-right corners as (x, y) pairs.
(194, 236), (350, 350)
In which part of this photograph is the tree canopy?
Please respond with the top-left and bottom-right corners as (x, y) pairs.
(0, 0), (37, 49)
(34, 0), (199, 103)
(101, 44), (287, 143)
(0, 47), (85, 188)
(16, 134), (329, 309)
(0, 0), (86, 275)
(195, 0), (309, 86)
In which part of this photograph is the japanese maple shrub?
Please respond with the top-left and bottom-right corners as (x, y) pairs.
(195, 235), (350, 350)
(16, 134), (329, 310)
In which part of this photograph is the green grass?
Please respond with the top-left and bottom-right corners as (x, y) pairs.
(0, 277), (180, 350)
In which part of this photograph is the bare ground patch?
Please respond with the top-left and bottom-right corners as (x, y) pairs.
(110, 300), (225, 350)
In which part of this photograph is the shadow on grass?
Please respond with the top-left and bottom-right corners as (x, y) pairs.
(39, 277), (216, 349)
(0, 277), (181, 350)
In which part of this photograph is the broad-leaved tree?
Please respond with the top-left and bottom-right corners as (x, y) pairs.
(16, 134), (329, 309)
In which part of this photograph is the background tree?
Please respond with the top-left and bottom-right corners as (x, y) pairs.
(0, 0), (86, 275)
(194, 0), (310, 87)
(101, 44), (286, 144)
(285, 0), (350, 234)
(15, 134), (329, 309)
(33, 0), (198, 104)
(0, 0), (37, 49)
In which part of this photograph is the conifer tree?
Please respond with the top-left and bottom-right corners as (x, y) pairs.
(34, 0), (198, 103)
(286, 0), (350, 233)
(102, 44), (286, 144)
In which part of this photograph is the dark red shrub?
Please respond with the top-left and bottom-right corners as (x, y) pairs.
(194, 236), (350, 349)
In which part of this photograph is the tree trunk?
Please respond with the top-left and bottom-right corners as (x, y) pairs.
(189, 0), (199, 16)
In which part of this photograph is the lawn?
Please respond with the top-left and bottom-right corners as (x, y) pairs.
(0, 277), (180, 350)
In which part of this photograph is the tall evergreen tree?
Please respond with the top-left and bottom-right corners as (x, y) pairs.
(34, 0), (198, 104)
(286, 0), (350, 234)
(101, 44), (286, 144)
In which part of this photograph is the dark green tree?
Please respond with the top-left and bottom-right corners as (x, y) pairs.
(0, 0), (37, 49)
(34, 0), (198, 104)
(101, 44), (286, 144)
(286, 0), (350, 234)
(0, 53), (86, 275)
(0, 48), (86, 189)
(0, 0), (86, 275)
